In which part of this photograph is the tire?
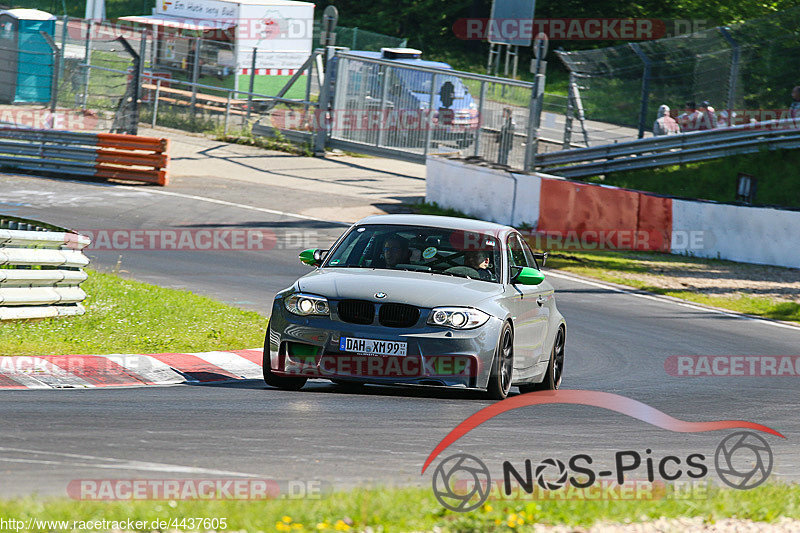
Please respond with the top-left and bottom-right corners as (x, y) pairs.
(484, 322), (514, 400)
(519, 326), (565, 393)
(262, 329), (307, 391)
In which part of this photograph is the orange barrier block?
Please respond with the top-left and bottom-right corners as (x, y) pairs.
(637, 194), (673, 252)
(92, 135), (170, 186)
(96, 133), (169, 152)
(95, 165), (168, 186)
(95, 149), (169, 167)
(537, 178), (641, 250)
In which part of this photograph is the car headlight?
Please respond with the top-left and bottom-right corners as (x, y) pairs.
(285, 293), (330, 316)
(427, 307), (490, 329)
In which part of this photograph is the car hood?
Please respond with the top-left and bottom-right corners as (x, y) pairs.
(296, 268), (502, 309)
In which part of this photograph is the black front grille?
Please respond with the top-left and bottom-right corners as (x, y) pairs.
(378, 303), (420, 328)
(338, 299), (375, 325)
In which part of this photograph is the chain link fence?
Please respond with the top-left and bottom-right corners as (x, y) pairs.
(329, 51), (540, 168)
(557, 7), (800, 140)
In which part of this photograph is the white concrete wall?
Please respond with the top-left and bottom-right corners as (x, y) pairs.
(671, 199), (800, 268)
(427, 156), (800, 268)
(426, 156), (542, 227)
(426, 156), (517, 225)
(509, 172), (542, 228)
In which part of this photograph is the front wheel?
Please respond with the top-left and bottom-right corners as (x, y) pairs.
(484, 322), (514, 400)
(519, 326), (565, 393)
(263, 330), (307, 391)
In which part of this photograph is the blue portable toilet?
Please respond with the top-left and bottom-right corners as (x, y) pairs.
(0, 9), (57, 104)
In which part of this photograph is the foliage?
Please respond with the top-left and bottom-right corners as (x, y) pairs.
(586, 148), (800, 208)
(0, 483), (798, 531)
(0, 270), (267, 356)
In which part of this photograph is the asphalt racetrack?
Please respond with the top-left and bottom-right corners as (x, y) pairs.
(1, 173), (798, 497)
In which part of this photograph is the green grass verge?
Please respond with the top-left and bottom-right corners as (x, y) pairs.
(408, 202), (800, 324)
(547, 251), (800, 323)
(0, 270), (267, 356)
(1, 483), (797, 532)
(585, 148), (800, 209)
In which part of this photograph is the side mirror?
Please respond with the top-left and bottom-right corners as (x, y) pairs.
(513, 266), (545, 286)
(533, 252), (548, 268)
(299, 248), (327, 267)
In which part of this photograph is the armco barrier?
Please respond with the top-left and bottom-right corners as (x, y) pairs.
(0, 216), (91, 321)
(534, 117), (800, 179)
(426, 155), (800, 267)
(0, 129), (170, 185)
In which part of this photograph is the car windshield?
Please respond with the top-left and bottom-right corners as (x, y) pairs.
(323, 224), (503, 283)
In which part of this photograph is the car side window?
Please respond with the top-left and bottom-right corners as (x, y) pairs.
(506, 234), (531, 277)
(518, 234), (538, 270)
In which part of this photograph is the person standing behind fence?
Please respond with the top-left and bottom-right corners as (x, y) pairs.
(496, 107), (515, 166)
(790, 86), (800, 118)
(653, 105), (680, 136)
(678, 101), (701, 131)
(696, 101), (718, 130)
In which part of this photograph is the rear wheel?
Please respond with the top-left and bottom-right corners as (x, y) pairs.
(263, 329), (307, 391)
(519, 326), (565, 393)
(484, 322), (514, 400)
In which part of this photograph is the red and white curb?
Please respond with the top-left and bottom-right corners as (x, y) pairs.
(0, 349), (264, 389)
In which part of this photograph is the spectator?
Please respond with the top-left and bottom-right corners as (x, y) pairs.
(790, 86), (800, 118)
(696, 101), (718, 131)
(678, 101), (701, 131)
(496, 107), (515, 166)
(653, 105), (681, 136)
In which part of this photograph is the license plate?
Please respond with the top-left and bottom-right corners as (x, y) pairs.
(339, 337), (407, 356)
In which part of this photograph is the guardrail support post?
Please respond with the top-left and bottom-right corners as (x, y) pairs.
(474, 80), (487, 157)
(191, 37), (201, 121)
(423, 73), (438, 157)
(224, 91), (232, 135)
(59, 15), (67, 81)
(376, 65), (390, 147)
(719, 27), (740, 111)
(116, 37), (141, 135)
(630, 43), (651, 140)
(247, 47), (257, 121)
(152, 78), (161, 128)
(524, 72), (545, 170)
(81, 20), (93, 111)
(39, 31), (59, 114)
(313, 49), (336, 156)
(563, 73), (576, 150)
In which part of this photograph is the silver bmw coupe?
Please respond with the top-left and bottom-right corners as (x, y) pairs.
(264, 214), (566, 399)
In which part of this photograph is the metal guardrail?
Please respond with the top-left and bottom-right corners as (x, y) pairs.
(0, 216), (91, 321)
(0, 129), (170, 185)
(534, 118), (800, 178)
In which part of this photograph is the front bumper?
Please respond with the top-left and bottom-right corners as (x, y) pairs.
(267, 298), (502, 389)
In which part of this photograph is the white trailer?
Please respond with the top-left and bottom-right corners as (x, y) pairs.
(120, 0), (314, 93)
